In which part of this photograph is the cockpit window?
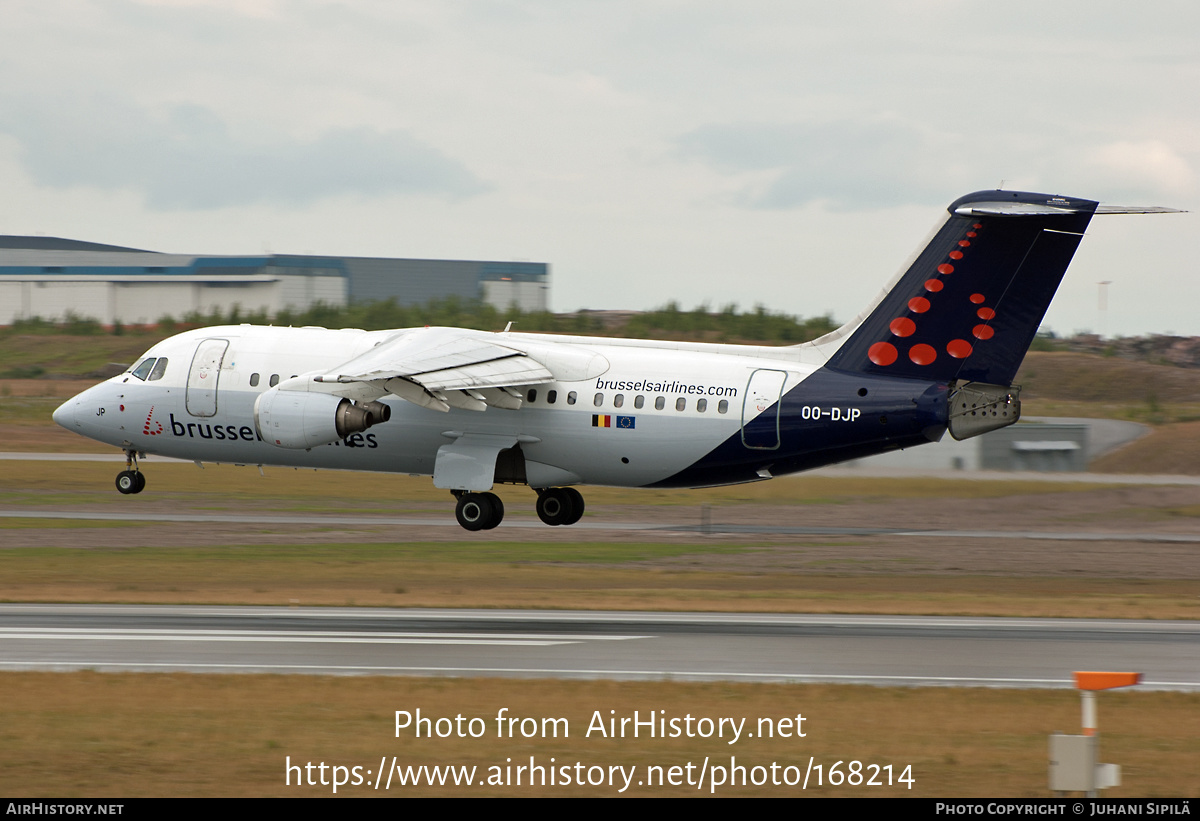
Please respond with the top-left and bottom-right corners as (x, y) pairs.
(148, 358), (168, 381)
(130, 358), (156, 380)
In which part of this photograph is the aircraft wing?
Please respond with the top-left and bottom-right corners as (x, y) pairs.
(309, 326), (605, 412)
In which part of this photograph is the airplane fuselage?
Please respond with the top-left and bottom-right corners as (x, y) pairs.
(56, 324), (947, 490)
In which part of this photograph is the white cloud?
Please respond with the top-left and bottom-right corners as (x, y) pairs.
(1084, 140), (1197, 199)
(0, 1), (1196, 334)
(677, 117), (963, 209)
(128, 0), (285, 17)
(0, 95), (488, 209)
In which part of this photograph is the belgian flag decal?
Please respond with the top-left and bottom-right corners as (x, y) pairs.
(593, 415), (635, 429)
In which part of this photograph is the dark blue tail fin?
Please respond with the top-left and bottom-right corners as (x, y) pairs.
(824, 190), (1098, 386)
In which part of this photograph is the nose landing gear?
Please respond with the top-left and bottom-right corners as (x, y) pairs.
(115, 450), (146, 495)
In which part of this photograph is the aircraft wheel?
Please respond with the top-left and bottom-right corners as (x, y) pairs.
(455, 493), (498, 532)
(480, 492), (504, 530)
(562, 487), (584, 525)
(115, 470), (142, 495)
(134, 472), (146, 493)
(535, 488), (576, 526)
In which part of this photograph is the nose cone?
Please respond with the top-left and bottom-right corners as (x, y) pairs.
(52, 397), (76, 429)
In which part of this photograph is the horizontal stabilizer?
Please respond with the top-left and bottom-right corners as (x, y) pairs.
(1093, 204), (1186, 215)
(956, 201), (1183, 217)
(954, 201), (1082, 217)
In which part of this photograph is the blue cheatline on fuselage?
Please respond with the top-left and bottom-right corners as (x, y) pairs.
(651, 368), (947, 488)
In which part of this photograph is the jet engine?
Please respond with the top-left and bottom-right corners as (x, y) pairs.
(254, 390), (391, 449)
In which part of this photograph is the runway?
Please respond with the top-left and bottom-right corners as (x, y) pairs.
(8, 450), (1200, 485)
(1, 605), (1195, 690)
(3, 508), (1199, 543)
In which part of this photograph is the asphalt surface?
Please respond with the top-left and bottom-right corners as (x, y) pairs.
(1, 605), (1196, 690)
(4, 507), (1199, 543)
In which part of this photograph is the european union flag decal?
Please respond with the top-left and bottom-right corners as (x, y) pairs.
(593, 414), (635, 429)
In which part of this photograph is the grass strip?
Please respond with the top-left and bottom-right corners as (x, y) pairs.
(0, 672), (1194, 797)
(0, 544), (1195, 619)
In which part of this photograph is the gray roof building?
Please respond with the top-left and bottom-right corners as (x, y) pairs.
(0, 236), (548, 325)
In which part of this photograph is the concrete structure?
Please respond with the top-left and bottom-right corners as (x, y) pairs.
(979, 422), (1088, 472)
(843, 417), (1148, 473)
(0, 236), (548, 326)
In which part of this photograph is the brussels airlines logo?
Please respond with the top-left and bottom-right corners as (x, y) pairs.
(165, 413), (378, 448)
(142, 406), (164, 436)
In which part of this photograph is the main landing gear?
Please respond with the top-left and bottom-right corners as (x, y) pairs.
(453, 491), (504, 531)
(450, 486), (585, 531)
(535, 487), (584, 526)
(115, 449), (146, 495)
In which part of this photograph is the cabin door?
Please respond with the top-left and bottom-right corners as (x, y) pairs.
(186, 338), (229, 418)
(741, 368), (786, 450)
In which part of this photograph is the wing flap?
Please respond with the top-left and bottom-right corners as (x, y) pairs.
(404, 356), (554, 391)
(312, 327), (569, 411)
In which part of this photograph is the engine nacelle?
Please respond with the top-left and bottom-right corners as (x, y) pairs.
(254, 390), (391, 449)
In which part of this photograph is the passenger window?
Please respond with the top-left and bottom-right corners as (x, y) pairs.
(148, 358), (169, 381)
(130, 358), (155, 381)
(655, 396), (665, 411)
(593, 392), (604, 407)
(567, 391), (577, 406)
(250, 373), (260, 387)
(718, 399), (729, 414)
(527, 389), (537, 403)
(634, 395), (644, 409)
(547, 390), (557, 404)
(269, 374), (280, 387)
(676, 398), (687, 411)
(614, 394), (624, 409)
(697, 398), (707, 413)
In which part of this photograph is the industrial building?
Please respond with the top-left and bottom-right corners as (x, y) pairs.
(0, 236), (548, 326)
(842, 417), (1147, 473)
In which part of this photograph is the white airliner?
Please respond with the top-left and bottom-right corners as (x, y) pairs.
(53, 190), (1178, 530)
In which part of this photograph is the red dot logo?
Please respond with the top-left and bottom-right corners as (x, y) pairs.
(142, 406), (164, 436)
(970, 293), (986, 304)
(949, 251), (964, 260)
(908, 297), (931, 313)
(947, 339), (973, 359)
(925, 279), (944, 293)
(937, 263), (954, 275)
(869, 342), (898, 366)
(958, 239), (971, 247)
(977, 307), (996, 320)
(973, 324), (995, 340)
(909, 344), (937, 365)
(890, 317), (916, 337)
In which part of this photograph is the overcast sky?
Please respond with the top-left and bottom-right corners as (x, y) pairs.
(1, 1), (1196, 337)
